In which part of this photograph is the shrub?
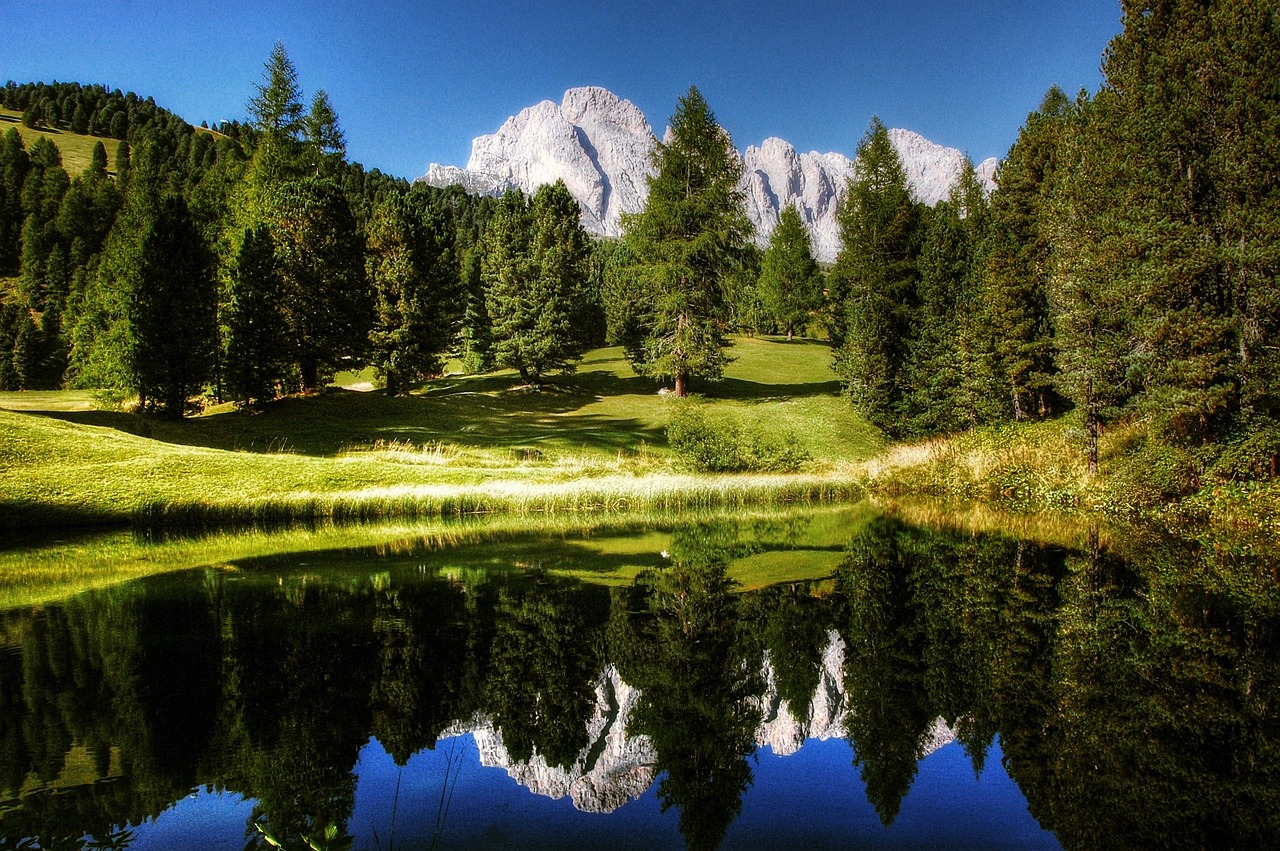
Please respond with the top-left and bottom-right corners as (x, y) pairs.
(1212, 420), (1280, 482)
(1102, 439), (1203, 510)
(666, 404), (809, 473)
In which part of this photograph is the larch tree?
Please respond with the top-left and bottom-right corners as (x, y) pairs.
(620, 86), (752, 397)
(248, 42), (305, 139)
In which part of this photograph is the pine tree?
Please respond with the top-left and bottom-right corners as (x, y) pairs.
(367, 191), (460, 394)
(248, 42), (305, 139)
(130, 194), (217, 416)
(481, 181), (592, 381)
(758, 205), (820, 341)
(831, 117), (922, 435)
(223, 225), (289, 406)
(620, 86), (752, 396)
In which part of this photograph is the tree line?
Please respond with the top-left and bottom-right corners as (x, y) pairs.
(3, 514), (1277, 849)
(2, 2), (1277, 489)
(831, 0), (1279, 486)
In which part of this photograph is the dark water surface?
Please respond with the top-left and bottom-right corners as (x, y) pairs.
(2, 508), (1277, 849)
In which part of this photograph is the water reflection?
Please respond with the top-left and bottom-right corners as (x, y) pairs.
(1, 509), (1278, 849)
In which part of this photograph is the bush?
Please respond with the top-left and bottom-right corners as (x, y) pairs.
(1212, 420), (1280, 482)
(1102, 439), (1203, 510)
(666, 404), (809, 473)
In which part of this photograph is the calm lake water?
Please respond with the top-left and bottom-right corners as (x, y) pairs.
(1, 505), (1277, 850)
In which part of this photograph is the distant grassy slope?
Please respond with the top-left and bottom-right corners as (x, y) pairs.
(0, 109), (122, 175)
(0, 337), (877, 528)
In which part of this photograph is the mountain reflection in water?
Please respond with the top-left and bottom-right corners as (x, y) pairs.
(1, 510), (1277, 850)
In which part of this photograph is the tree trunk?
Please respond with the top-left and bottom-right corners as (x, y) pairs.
(1085, 410), (1099, 475)
(674, 368), (687, 398)
(300, 357), (319, 394)
(787, 324), (794, 342)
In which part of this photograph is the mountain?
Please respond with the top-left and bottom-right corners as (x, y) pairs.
(420, 86), (999, 263)
(438, 631), (957, 813)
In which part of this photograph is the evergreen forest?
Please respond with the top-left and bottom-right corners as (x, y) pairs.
(1, 1), (1277, 506)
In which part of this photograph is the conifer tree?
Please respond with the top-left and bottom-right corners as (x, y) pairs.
(481, 181), (592, 381)
(831, 117), (922, 435)
(367, 191), (460, 394)
(758, 205), (820, 341)
(620, 86), (751, 396)
(130, 194), (217, 416)
(266, 177), (372, 392)
(979, 87), (1072, 422)
(223, 225), (289, 406)
(303, 89), (346, 177)
(248, 42), (305, 140)
(0, 128), (30, 273)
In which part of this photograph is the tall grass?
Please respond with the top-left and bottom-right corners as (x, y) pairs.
(133, 474), (863, 533)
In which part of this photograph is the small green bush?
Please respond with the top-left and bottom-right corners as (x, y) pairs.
(1212, 420), (1280, 482)
(1102, 440), (1202, 510)
(667, 404), (809, 473)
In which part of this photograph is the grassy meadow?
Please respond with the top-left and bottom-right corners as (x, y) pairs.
(0, 337), (879, 530)
(0, 502), (871, 610)
(0, 108), (125, 175)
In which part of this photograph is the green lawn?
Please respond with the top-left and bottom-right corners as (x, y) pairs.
(0, 337), (879, 529)
(1, 109), (125, 175)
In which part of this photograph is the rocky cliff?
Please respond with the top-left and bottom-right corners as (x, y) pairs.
(438, 631), (957, 813)
(420, 86), (998, 263)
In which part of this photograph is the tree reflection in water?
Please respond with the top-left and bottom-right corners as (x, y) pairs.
(0, 513), (1278, 849)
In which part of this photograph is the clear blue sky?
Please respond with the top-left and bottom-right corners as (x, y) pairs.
(4, 0), (1122, 179)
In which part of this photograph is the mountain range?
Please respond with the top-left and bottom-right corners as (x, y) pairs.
(420, 86), (999, 263)
(439, 630), (957, 813)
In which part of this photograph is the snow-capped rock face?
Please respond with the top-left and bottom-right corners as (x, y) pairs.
(419, 86), (997, 263)
(436, 631), (957, 814)
(440, 664), (657, 814)
(427, 87), (656, 237)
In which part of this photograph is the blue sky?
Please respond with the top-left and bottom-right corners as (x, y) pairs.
(4, 0), (1122, 179)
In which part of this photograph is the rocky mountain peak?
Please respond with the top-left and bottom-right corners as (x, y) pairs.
(420, 86), (998, 262)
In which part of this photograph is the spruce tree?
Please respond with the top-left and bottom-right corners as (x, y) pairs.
(1046, 93), (1138, 473)
(223, 225), (289, 406)
(0, 128), (30, 273)
(620, 86), (751, 396)
(758, 205), (820, 341)
(831, 117), (922, 435)
(979, 87), (1073, 422)
(130, 194), (217, 416)
(367, 191), (460, 394)
(266, 176), (372, 392)
(481, 181), (592, 381)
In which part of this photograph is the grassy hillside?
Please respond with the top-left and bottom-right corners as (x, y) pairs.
(1, 108), (123, 175)
(0, 337), (877, 529)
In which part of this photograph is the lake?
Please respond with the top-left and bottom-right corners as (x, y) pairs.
(1, 503), (1277, 849)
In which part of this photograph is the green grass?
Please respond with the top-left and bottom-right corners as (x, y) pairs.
(0, 503), (871, 610)
(1, 109), (124, 175)
(0, 337), (878, 530)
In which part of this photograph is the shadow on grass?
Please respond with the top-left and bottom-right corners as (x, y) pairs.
(24, 382), (669, 457)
